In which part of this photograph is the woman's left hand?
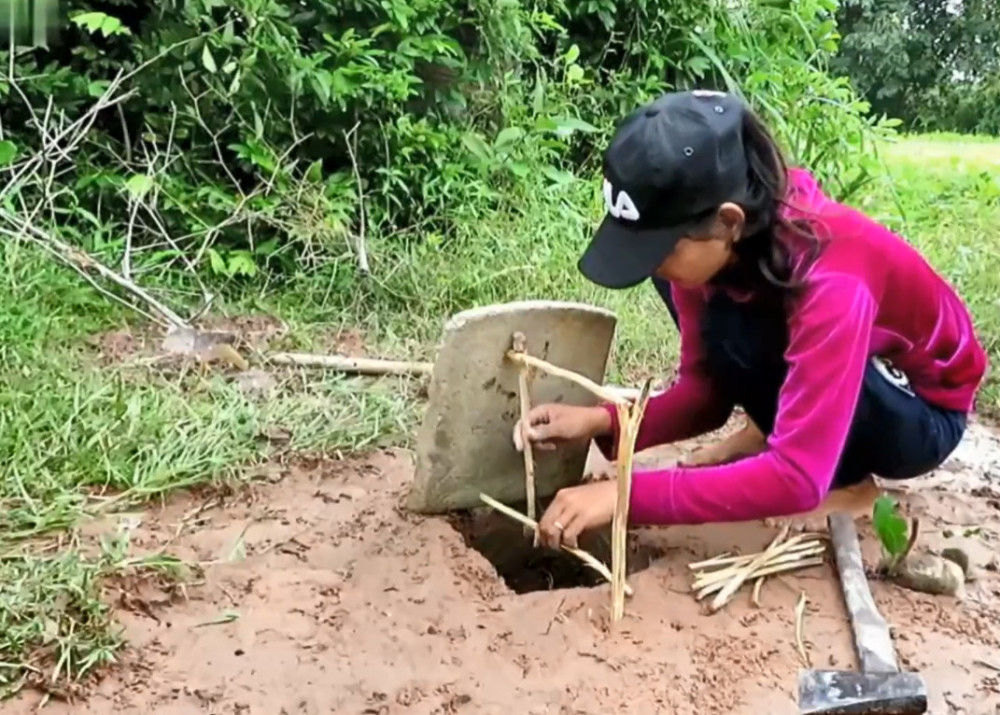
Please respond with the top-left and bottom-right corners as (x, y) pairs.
(537, 480), (617, 549)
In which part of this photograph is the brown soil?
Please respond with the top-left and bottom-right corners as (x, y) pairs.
(10, 424), (1000, 715)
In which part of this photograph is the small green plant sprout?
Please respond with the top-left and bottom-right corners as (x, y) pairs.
(872, 494), (919, 575)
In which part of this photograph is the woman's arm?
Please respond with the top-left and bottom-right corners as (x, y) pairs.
(626, 271), (877, 525)
(594, 284), (734, 460)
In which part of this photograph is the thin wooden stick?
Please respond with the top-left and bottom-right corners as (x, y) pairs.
(691, 543), (827, 588)
(695, 558), (826, 600)
(510, 332), (537, 535)
(478, 493), (633, 597)
(709, 525), (790, 612)
(689, 539), (826, 571)
(268, 352), (433, 375)
(687, 551), (735, 570)
(794, 591), (810, 666)
(505, 351), (629, 405)
(610, 378), (653, 622)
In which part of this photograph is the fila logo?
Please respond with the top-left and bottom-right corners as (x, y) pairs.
(603, 178), (640, 221)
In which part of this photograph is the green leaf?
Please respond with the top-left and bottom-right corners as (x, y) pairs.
(461, 133), (491, 161)
(508, 162), (530, 178)
(564, 44), (580, 64)
(0, 140), (18, 166)
(207, 248), (227, 275)
(546, 116), (599, 138)
(566, 64), (584, 83)
(495, 127), (525, 147)
(872, 495), (909, 557)
(71, 12), (105, 33)
(541, 165), (575, 185)
(305, 160), (324, 183)
(88, 80), (111, 98)
(101, 15), (127, 37)
(201, 44), (218, 73)
(124, 174), (153, 199)
(227, 251), (257, 277)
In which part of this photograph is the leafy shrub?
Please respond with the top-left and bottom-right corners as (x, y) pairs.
(0, 0), (892, 299)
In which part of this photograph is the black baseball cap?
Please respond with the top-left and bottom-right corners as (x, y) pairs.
(579, 89), (751, 289)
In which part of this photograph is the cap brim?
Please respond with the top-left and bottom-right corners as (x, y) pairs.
(578, 214), (689, 289)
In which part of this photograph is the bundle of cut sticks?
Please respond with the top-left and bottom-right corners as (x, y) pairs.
(687, 527), (828, 612)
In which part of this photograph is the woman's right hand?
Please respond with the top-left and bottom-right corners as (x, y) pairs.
(512, 404), (612, 452)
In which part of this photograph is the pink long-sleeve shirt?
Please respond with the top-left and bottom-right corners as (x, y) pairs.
(596, 169), (988, 526)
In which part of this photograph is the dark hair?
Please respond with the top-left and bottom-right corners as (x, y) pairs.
(709, 108), (823, 296)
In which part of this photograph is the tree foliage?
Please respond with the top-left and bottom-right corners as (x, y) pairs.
(0, 0), (892, 294)
(834, 0), (1000, 134)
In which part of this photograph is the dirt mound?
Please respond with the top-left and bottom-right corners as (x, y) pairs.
(10, 425), (1000, 714)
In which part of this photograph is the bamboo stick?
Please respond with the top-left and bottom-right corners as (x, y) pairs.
(795, 591), (810, 667)
(709, 525), (790, 612)
(510, 333), (537, 534)
(686, 533), (828, 571)
(691, 543), (828, 589)
(478, 493), (634, 597)
(689, 540), (825, 572)
(695, 557), (826, 600)
(268, 352), (433, 375)
(505, 351), (630, 405)
(610, 378), (653, 622)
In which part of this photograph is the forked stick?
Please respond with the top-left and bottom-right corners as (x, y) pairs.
(505, 351), (630, 406)
(478, 493), (633, 596)
(610, 377), (653, 622)
(510, 332), (537, 533)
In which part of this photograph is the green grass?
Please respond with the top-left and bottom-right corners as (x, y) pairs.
(2, 133), (1000, 699)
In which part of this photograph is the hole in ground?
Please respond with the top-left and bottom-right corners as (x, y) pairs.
(449, 501), (663, 595)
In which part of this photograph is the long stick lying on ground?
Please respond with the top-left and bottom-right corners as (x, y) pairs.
(510, 332), (538, 532)
(265, 350), (642, 405)
(609, 378), (653, 622)
(268, 353), (434, 375)
(478, 493), (633, 596)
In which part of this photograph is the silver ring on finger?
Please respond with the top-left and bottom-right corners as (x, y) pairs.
(553, 521), (565, 532)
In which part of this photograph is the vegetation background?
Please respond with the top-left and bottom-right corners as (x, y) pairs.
(0, 0), (998, 701)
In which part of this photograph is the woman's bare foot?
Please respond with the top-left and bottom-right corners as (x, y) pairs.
(681, 417), (766, 467)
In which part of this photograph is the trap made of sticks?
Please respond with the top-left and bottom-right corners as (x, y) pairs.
(405, 300), (651, 621)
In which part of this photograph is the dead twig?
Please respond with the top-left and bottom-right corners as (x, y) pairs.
(268, 352), (433, 375)
(505, 351), (630, 406)
(794, 591), (810, 667)
(610, 377), (653, 622)
(687, 529), (829, 609)
(478, 493), (633, 597)
(343, 121), (370, 275)
(511, 332), (538, 534)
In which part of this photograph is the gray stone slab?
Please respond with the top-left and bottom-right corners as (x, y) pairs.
(406, 300), (618, 513)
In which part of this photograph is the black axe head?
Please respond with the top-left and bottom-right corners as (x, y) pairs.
(798, 670), (928, 714)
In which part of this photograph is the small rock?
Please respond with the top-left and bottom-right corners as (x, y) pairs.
(941, 546), (975, 581)
(892, 553), (965, 597)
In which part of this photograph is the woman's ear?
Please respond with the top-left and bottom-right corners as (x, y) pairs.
(717, 202), (745, 242)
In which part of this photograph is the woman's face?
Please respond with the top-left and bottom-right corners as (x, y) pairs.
(653, 203), (746, 287)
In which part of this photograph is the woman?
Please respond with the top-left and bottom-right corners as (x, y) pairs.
(514, 89), (987, 549)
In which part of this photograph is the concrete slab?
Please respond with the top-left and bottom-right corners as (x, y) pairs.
(406, 300), (618, 513)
